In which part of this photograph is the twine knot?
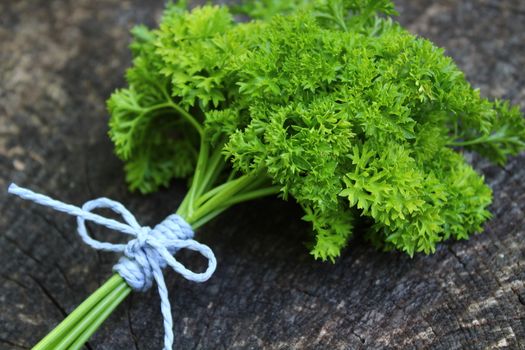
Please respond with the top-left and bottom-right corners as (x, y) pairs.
(8, 183), (216, 350)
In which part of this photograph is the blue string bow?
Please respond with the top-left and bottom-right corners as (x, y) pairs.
(8, 183), (216, 350)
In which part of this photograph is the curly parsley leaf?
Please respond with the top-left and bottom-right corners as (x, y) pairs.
(108, 0), (525, 261)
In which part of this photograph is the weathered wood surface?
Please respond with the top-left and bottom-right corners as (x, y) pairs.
(0, 1), (524, 349)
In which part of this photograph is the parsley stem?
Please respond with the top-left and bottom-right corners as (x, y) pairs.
(32, 148), (276, 349)
(235, 172), (272, 193)
(449, 132), (525, 147)
(226, 169), (237, 182)
(32, 274), (124, 350)
(51, 281), (131, 350)
(194, 180), (232, 208)
(167, 101), (204, 137)
(192, 207), (229, 230)
(66, 282), (130, 350)
(192, 185), (279, 229)
(448, 135), (494, 146)
(190, 174), (254, 223)
(186, 138), (209, 218)
(196, 144), (226, 196)
(194, 166), (268, 209)
(223, 186), (280, 206)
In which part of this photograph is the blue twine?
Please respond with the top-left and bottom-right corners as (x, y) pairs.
(8, 183), (216, 350)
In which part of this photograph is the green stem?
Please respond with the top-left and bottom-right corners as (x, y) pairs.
(191, 184), (279, 230)
(223, 186), (280, 207)
(196, 144), (226, 196)
(448, 131), (524, 147)
(157, 82), (204, 136)
(67, 283), (131, 350)
(194, 180), (233, 208)
(33, 149), (276, 349)
(192, 185), (280, 229)
(448, 136), (491, 147)
(192, 207), (229, 230)
(32, 274), (124, 350)
(52, 281), (131, 350)
(167, 101), (204, 137)
(194, 167), (265, 209)
(190, 174), (255, 223)
(235, 172), (272, 193)
(226, 168), (237, 182)
(186, 138), (209, 218)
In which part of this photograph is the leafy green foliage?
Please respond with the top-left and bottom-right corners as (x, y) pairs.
(108, 0), (525, 261)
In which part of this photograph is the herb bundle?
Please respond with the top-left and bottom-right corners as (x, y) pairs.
(109, 0), (524, 258)
(29, 0), (525, 348)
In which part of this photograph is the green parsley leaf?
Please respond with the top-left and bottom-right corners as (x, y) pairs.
(108, 0), (525, 261)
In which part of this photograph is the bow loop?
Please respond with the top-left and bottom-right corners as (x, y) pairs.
(149, 238), (217, 283)
(76, 197), (142, 252)
(8, 183), (216, 350)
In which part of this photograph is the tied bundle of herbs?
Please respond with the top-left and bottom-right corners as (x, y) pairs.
(27, 0), (525, 348)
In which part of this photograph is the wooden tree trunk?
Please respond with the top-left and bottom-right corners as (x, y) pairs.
(0, 1), (524, 349)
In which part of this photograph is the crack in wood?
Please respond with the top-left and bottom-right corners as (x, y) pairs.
(3, 235), (44, 266)
(351, 330), (365, 345)
(0, 273), (30, 291)
(127, 296), (140, 350)
(33, 210), (73, 245)
(28, 274), (68, 318)
(54, 262), (74, 291)
(0, 337), (29, 349)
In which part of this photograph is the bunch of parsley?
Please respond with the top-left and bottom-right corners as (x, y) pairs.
(32, 1), (525, 348)
(108, 0), (525, 261)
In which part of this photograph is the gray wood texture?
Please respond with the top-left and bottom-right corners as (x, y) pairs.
(0, 1), (524, 349)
